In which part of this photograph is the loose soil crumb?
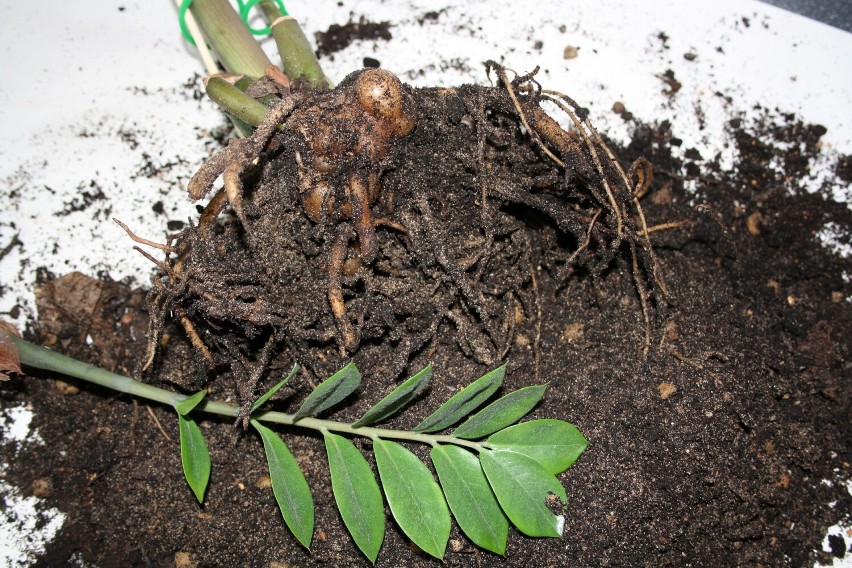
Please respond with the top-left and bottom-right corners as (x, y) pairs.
(1, 72), (850, 568)
(315, 17), (393, 59)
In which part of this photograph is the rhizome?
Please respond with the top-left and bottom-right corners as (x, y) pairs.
(133, 63), (669, 419)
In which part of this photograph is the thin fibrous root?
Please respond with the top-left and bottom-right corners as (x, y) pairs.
(133, 246), (173, 276)
(540, 91), (625, 239)
(235, 334), (278, 429)
(141, 291), (166, 372)
(646, 219), (692, 234)
(146, 405), (172, 441)
(629, 240), (652, 358)
(416, 195), (499, 350)
(629, 157), (654, 198)
(564, 208), (603, 268)
(495, 65), (674, 356)
(590, 136), (669, 299)
(114, 219), (176, 253)
(485, 61), (565, 168)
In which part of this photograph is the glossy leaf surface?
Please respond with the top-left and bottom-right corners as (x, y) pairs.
(175, 389), (207, 416)
(374, 439), (450, 559)
(252, 420), (314, 548)
(178, 414), (210, 503)
(480, 449), (566, 538)
(251, 363), (300, 413)
(431, 444), (508, 554)
(294, 362), (361, 420)
(414, 365), (505, 433)
(453, 384), (547, 439)
(485, 419), (588, 474)
(324, 432), (385, 563)
(353, 365), (432, 427)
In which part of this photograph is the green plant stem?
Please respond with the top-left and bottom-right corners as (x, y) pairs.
(259, 2), (331, 89)
(190, 0), (272, 78)
(11, 337), (485, 452)
(205, 76), (269, 127)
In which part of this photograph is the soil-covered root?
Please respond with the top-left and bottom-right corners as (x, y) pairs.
(139, 63), (669, 412)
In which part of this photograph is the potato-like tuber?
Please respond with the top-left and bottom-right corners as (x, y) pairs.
(356, 68), (418, 138)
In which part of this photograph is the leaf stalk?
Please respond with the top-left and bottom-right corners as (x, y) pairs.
(12, 337), (484, 451)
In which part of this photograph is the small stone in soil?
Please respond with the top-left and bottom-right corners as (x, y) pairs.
(174, 552), (198, 568)
(658, 382), (677, 399)
(32, 477), (53, 498)
(54, 379), (80, 395)
(562, 322), (585, 343)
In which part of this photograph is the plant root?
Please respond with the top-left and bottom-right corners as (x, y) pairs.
(484, 61), (670, 355)
(138, 62), (679, 408)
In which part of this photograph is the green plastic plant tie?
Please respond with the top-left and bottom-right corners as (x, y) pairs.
(179, 0), (288, 45)
(179, 0), (199, 45)
(239, 0), (288, 35)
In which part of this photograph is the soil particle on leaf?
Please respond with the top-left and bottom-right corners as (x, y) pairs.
(1, 64), (850, 568)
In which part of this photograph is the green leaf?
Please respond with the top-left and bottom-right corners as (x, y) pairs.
(353, 365), (432, 427)
(252, 420), (314, 548)
(178, 414), (210, 503)
(414, 365), (505, 433)
(175, 389), (207, 416)
(453, 384), (548, 439)
(373, 439), (450, 559)
(250, 363), (300, 414)
(293, 362), (361, 421)
(430, 444), (508, 555)
(324, 432), (385, 563)
(480, 449), (566, 538)
(485, 419), (588, 474)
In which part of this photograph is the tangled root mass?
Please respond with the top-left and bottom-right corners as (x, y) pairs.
(145, 64), (665, 413)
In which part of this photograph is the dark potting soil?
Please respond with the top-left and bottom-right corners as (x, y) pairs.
(315, 17), (393, 59)
(0, 73), (850, 568)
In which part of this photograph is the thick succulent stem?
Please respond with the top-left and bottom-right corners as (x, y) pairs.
(259, 2), (332, 89)
(190, 0), (272, 78)
(205, 76), (269, 127)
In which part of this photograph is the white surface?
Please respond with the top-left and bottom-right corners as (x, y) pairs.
(0, 0), (849, 565)
(0, 405), (64, 566)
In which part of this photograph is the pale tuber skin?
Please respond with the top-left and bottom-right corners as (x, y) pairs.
(296, 68), (418, 244)
(356, 68), (418, 139)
